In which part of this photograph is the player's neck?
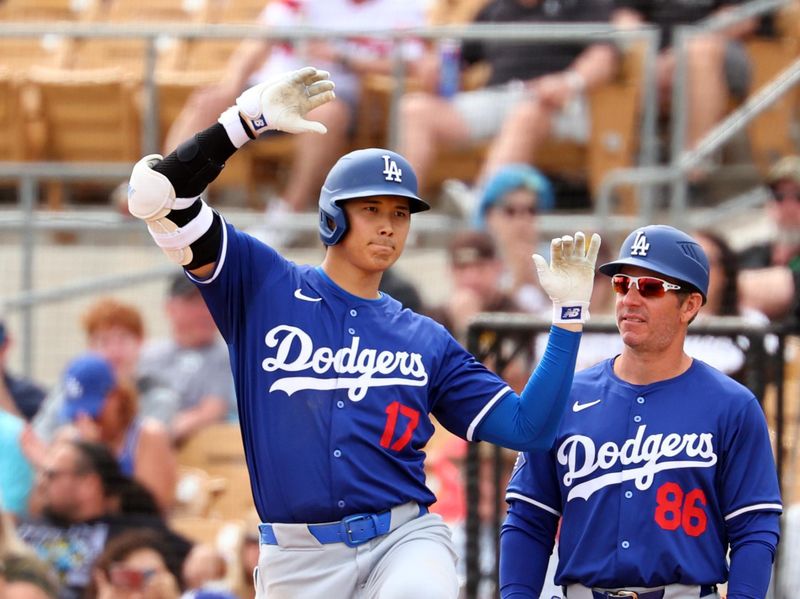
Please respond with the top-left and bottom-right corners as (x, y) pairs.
(614, 348), (693, 385)
(320, 256), (383, 300)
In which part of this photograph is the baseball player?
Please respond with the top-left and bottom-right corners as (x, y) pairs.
(126, 66), (601, 599)
(500, 225), (782, 599)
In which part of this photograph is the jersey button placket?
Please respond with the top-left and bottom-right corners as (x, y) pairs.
(618, 392), (643, 570)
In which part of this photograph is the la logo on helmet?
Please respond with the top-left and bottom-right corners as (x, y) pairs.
(382, 155), (403, 182)
(630, 231), (650, 256)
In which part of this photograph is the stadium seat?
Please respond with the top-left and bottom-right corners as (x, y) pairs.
(0, 0), (82, 21)
(22, 67), (141, 207)
(209, 0), (269, 24)
(0, 69), (26, 162)
(744, 9), (800, 178)
(0, 37), (68, 74)
(168, 515), (237, 545)
(174, 465), (227, 517)
(166, 38), (241, 77)
(177, 422), (257, 519)
(98, 0), (203, 23)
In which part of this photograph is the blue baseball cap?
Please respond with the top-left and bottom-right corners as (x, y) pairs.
(599, 225), (709, 302)
(61, 353), (116, 421)
(475, 164), (555, 228)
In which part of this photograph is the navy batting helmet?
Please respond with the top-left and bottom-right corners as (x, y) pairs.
(599, 225), (709, 302)
(318, 148), (430, 245)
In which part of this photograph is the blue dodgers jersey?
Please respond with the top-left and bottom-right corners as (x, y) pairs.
(191, 224), (512, 523)
(506, 358), (782, 588)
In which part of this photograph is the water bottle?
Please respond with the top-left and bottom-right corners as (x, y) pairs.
(438, 38), (461, 99)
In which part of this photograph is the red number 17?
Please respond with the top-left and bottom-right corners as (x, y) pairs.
(380, 401), (420, 451)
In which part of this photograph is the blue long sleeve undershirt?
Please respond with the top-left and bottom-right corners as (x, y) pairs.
(475, 326), (580, 452)
(500, 500), (559, 598)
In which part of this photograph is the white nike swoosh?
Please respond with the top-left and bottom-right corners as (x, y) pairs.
(572, 399), (602, 413)
(294, 288), (322, 302)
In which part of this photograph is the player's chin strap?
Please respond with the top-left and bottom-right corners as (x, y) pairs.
(128, 154), (219, 267)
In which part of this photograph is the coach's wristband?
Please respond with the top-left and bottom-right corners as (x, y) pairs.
(552, 301), (589, 324)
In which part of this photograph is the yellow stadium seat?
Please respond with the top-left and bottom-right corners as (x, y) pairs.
(177, 422), (257, 519)
(0, 69), (26, 162)
(0, 0), (81, 21)
(22, 67), (141, 207)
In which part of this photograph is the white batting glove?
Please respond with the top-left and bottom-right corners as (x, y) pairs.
(233, 66), (335, 138)
(532, 231), (601, 324)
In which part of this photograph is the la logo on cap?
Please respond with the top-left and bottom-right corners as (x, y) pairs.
(382, 155), (402, 183)
(630, 231), (650, 256)
(64, 376), (83, 400)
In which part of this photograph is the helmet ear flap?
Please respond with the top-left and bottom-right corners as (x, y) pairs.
(319, 202), (348, 246)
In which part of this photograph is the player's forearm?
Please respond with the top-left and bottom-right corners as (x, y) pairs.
(153, 123), (238, 196)
(726, 511), (781, 599)
(499, 506), (557, 598)
(726, 539), (777, 599)
(476, 326), (580, 451)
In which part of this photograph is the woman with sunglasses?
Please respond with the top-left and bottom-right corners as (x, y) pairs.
(500, 225), (781, 599)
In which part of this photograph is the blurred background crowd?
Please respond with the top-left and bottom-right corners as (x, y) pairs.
(1, 0), (800, 597)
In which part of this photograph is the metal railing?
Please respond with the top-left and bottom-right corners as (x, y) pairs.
(597, 0), (797, 231)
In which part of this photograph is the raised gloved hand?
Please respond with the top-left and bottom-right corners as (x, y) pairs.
(234, 66), (336, 137)
(532, 231), (601, 324)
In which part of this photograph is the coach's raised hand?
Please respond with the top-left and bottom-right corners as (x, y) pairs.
(228, 66), (336, 138)
(533, 231), (601, 327)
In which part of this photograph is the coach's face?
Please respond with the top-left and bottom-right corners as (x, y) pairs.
(339, 196), (411, 272)
(614, 265), (695, 353)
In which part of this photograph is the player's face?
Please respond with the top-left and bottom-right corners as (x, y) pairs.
(613, 266), (689, 352)
(339, 196), (411, 272)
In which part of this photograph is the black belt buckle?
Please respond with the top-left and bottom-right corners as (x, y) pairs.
(608, 593), (639, 599)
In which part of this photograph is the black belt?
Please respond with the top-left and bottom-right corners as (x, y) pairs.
(584, 586), (717, 599)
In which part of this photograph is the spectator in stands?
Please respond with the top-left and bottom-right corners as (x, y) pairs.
(398, 0), (618, 193)
(1, 503), (32, 557)
(85, 530), (181, 599)
(138, 273), (236, 445)
(0, 314), (47, 421)
(17, 440), (190, 599)
(475, 164), (554, 315)
(180, 543), (239, 599)
(54, 353), (177, 513)
(612, 0), (757, 163)
(429, 229), (521, 339)
(738, 155), (800, 323)
(2, 553), (60, 599)
(33, 298), (180, 441)
(225, 513), (260, 599)
(686, 229), (772, 380)
(428, 229), (530, 398)
(163, 0), (428, 246)
(0, 408), (36, 519)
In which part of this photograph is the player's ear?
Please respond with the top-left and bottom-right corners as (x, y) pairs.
(679, 292), (703, 325)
